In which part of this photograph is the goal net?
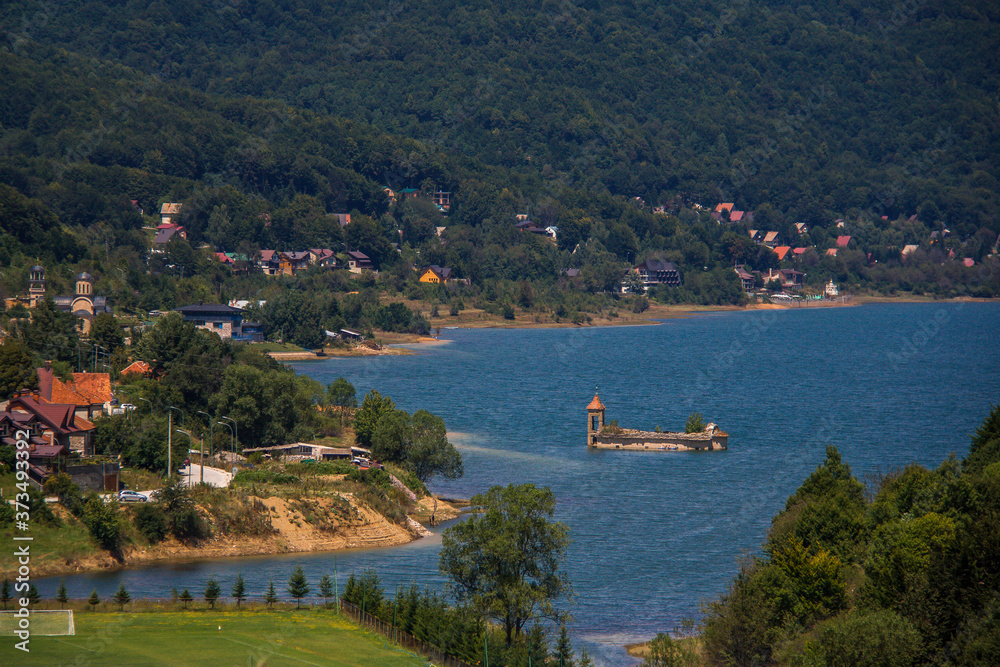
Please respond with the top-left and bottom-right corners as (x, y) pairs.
(0, 609), (75, 636)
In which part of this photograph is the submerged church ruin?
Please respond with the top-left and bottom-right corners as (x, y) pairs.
(586, 394), (728, 451)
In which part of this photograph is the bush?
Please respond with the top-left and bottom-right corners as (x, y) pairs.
(132, 504), (168, 543)
(233, 470), (301, 485)
(170, 506), (210, 541)
(812, 610), (922, 667)
(502, 304), (515, 320)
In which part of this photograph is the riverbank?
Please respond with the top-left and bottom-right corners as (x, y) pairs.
(3, 494), (465, 580)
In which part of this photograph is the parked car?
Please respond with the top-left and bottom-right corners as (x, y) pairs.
(118, 489), (147, 503)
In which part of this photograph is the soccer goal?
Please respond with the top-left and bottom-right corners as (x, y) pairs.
(0, 609), (75, 636)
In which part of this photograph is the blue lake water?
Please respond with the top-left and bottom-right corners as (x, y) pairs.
(36, 303), (1000, 665)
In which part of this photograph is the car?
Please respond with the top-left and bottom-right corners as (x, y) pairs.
(118, 490), (147, 503)
(120, 403), (136, 411)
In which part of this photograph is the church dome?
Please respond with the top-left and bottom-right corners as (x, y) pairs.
(76, 272), (94, 282)
(586, 394), (606, 411)
(31, 265), (44, 273)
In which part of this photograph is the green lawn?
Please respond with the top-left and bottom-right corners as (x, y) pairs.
(0, 609), (429, 666)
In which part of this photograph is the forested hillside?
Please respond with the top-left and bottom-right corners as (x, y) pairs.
(5, 0), (998, 229)
(1, 0), (999, 316)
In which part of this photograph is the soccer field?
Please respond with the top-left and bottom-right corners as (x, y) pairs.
(0, 609), (429, 666)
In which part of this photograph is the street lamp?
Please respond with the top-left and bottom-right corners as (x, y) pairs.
(137, 397), (153, 416)
(166, 406), (184, 479)
(196, 411), (214, 459)
(174, 429), (201, 487)
(217, 421), (234, 474)
(219, 415), (237, 458)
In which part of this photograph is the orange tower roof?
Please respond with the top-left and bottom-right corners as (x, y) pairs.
(587, 394), (606, 411)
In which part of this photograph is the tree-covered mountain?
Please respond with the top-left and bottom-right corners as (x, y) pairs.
(3, 0), (998, 233)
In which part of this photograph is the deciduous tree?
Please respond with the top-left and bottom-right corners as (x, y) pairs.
(440, 484), (571, 644)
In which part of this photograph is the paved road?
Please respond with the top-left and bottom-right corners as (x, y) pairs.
(178, 464), (233, 488)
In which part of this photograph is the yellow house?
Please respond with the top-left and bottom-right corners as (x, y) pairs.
(419, 265), (451, 284)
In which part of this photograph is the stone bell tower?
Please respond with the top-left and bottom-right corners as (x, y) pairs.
(586, 393), (606, 446)
(28, 264), (45, 308)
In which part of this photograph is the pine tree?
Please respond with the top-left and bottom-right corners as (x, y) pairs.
(113, 582), (131, 611)
(179, 589), (193, 609)
(1, 579), (12, 610)
(555, 623), (575, 667)
(56, 581), (69, 609)
(27, 584), (41, 607)
(264, 580), (278, 609)
(204, 577), (221, 609)
(88, 590), (100, 610)
(232, 573), (247, 609)
(527, 623), (549, 667)
(578, 648), (594, 667)
(288, 566), (310, 608)
(318, 574), (334, 607)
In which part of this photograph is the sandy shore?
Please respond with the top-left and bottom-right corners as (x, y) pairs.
(10, 496), (465, 580)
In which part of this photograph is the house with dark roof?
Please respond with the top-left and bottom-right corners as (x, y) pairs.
(419, 265), (452, 284)
(175, 304), (263, 342)
(634, 260), (682, 289)
(734, 266), (755, 292)
(258, 250), (282, 276)
(309, 248), (337, 268)
(347, 251), (373, 273)
(279, 251), (312, 276)
(5, 395), (95, 456)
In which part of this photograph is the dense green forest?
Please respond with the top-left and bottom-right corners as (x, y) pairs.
(1, 0), (999, 320)
(696, 405), (1000, 666)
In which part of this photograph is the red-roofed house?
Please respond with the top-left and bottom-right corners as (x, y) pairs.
(963, 258), (975, 267)
(836, 235), (851, 248)
(793, 247), (808, 256)
(120, 360), (152, 379)
(36, 364), (113, 420)
(214, 252), (235, 265)
(826, 248), (839, 257)
(773, 246), (792, 261)
(763, 231), (780, 248)
(6, 394), (95, 456)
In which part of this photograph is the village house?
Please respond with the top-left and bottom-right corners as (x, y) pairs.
(258, 250), (282, 276)
(773, 246), (792, 261)
(836, 235), (852, 248)
(762, 231), (780, 248)
(347, 251), (373, 273)
(432, 191), (451, 212)
(795, 222), (808, 235)
(309, 248), (337, 268)
(902, 244), (919, 258)
(36, 362), (113, 421)
(175, 303), (263, 342)
(279, 251), (311, 276)
(633, 259), (682, 289)
(159, 202), (182, 225)
(762, 268), (805, 290)
(5, 393), (95, 456)
(419, 265), (452, 284)
(152, 223), (187, 252)
(734, 266), (755, 292)
(712, 203), (734, 221)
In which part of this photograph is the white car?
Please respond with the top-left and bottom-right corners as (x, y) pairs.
(118, 490), (147, 503)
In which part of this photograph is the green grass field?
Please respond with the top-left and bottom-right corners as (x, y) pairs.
(0, 609), (429, 666)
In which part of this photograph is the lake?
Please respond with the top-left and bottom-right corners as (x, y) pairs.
(38, 302), (1000, 665)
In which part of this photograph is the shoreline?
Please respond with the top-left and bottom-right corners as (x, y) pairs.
(14, 496), (467, 581)
(304, 296), (999, 356)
